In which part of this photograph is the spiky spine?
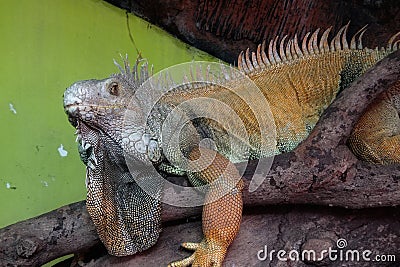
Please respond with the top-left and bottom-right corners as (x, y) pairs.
(159, 25), (398, 157)
(240, 24), (398, 152)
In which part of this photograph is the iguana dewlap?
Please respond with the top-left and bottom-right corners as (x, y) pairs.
(63, 25), (399, 266)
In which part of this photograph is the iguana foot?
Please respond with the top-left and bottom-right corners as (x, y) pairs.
(168, 239), (227, 267)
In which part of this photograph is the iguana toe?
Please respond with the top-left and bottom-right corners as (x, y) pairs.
(181, 242), (200, 250)
(169, 239), (226, 267)
(168, 253), (195, 267)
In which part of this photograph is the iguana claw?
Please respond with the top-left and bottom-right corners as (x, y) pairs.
(168, 239), (227, 267)
(168, 253), (195, 267)
(89, 152), (98, 165)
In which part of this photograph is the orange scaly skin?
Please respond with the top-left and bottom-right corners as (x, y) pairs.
(169, 148), (243, 267)
(349, 81), (400, 165)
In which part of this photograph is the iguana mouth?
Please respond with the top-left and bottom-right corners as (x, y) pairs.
(65, 104), (96, 128)
(66, 105), (106, 142)
(64, 104), (80, 127)
(75, 121), (90, 143)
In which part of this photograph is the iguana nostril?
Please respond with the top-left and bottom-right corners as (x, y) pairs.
(63, 84), (83, 107)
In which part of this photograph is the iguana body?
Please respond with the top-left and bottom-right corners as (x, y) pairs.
(63, 25), (399, 266)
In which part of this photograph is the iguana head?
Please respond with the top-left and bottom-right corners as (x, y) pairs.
(63, 59), (162, 256)
(64, 74), (139, 145)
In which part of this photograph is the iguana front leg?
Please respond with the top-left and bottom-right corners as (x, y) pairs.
(169, 147), (244, 267)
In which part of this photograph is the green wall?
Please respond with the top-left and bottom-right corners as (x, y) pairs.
(0, 0), (215, 228)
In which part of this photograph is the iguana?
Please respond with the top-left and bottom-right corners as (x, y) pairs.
(63, 24), (399, 266)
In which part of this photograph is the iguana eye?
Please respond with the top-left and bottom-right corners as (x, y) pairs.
(108, 82), (119, 96)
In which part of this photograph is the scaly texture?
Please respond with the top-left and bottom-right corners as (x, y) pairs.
(237, 25), (397, 153)
(166, 24), (399, 267)
(64, 68), (162, 256)
(63, 24), (399, 266)
(348, 80), (400, 164)
(168, 147), (243, 267)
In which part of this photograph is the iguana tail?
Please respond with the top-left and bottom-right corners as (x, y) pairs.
(349, 80), (400, 164)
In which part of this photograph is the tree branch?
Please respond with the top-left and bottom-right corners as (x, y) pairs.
(84, 206), (400, 267)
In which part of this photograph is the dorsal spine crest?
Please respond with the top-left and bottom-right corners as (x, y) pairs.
(238, 24), (400, 75)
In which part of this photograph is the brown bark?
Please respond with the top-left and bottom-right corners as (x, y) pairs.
(0, 50), (399, 266)
(84, 207), (400, 267)
(105, 0), (400, 63)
